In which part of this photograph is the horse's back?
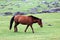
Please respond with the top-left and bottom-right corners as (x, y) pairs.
(14, 15), (32, 24)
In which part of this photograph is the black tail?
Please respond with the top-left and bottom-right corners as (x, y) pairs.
(9, 16), (14, 30)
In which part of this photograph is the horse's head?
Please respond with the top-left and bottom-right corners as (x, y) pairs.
(37, 19), (43, 28)
(29, 15), (43, 27)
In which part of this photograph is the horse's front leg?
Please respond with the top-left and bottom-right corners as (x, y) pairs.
(24, 25), (29, 32)
(14, 23), (19, 32)
(30, 25), (34, 33)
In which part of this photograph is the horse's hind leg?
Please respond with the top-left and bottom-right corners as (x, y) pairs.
(24, 25), (29, 32)
(14, 22), (19, 32)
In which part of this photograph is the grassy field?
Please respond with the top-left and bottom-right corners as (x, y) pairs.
(0, 13), (60, 40)
(0, 0), (59, 13)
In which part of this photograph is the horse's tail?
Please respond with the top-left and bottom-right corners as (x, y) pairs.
(9, 16), (15, 30)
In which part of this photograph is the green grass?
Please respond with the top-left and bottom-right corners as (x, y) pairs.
(0, 0), (59, 13)
(0, 13), (60, 40)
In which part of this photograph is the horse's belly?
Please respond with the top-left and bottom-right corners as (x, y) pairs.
(20, 21), (31, 25)
(20, 22), (30, 25)
(19, 20), (31, 25)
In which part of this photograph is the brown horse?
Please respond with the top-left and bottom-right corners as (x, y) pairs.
(9, 15), (43, 33)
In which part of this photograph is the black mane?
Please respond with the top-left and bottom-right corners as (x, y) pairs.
(29, 15), (40, 19)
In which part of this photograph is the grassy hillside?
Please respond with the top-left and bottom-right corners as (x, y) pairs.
(0, 0), (59, 13)
(0, 13), (60, 40)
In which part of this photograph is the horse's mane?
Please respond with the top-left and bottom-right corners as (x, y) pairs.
(29, 15), (40, 19)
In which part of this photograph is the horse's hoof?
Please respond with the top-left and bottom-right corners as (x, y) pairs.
(14, 31), (18, 32)
(24, 31), (26, 32)
(33, 32), (34, 33)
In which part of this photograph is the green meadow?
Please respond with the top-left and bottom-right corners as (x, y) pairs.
(0, 0), (58, 13)
(0, 13), (60, 40)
